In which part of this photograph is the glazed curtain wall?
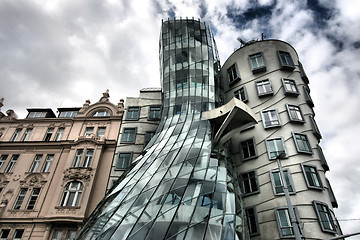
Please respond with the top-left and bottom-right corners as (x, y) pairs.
(77, 19), (243, 240)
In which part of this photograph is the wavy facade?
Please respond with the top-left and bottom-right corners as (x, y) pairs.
(78, 19), (253, 240)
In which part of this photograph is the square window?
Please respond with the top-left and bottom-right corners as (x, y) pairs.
(286, 104), (305, 122)
(97, 127), (106, 137)
(233, 86), (248, 102)
(275, 207), (303, 238)
(240, 138), (257, 161)
(266, 138), (287, 160)
(270, 169), (295, 195)
(116, 153), (132, 169)
(240, 170), (259, 196)
(255, 79), (273, 96)
(149, 106), (161, 120)
(313, 201), (337, 233)
(278, 51), (295, 71)
(84, 127), (94, 136)
(227, 63), (241, 85)
(245, 206), (260, 236)
(292, 132), (312, 154)
(121, 128), (136, 143)
(261, 109), (281, 128)
(249, 52), (266, 73)
(126, 107), (140, 120)
(301, 163), (323, 189)
(282, 78), (299, 96)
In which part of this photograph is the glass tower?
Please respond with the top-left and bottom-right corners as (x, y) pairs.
(77, 19), (245, 240)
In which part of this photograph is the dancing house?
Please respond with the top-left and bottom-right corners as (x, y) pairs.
(78, 18), (341, 240)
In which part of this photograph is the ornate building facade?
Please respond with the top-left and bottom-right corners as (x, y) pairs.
(0, 92), (123, 239)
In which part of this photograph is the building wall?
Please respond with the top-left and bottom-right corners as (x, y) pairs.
(221, 40), (339, 239)
(0, 93), (123, 239)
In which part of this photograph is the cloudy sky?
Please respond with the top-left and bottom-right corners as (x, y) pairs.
(1, 0), (359, 236)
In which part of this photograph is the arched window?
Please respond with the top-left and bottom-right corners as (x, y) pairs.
(92, 110), (110, 117)
(60, 181), (83, 207)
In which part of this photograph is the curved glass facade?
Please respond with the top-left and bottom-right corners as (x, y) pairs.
(77, 19), (244, 240)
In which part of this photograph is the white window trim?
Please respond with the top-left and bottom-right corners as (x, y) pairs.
(255, 79), (273, 96)
(261, 109), (281, 128)
(286, 104), (305, 123)
(282, 78), (299, 96)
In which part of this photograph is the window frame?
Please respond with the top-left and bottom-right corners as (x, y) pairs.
(92, 110), (110, 117)
(278, 51), (295, 71)
(26, 188), (41, 210)
(96, 127), (106, 137)
(126, 106), (140, 120)
(245, 206), (260, 236)
(59, 111), (78, 118)
(270, 168), (296, 195)
(261, 109), (281, 128)
(309, 115), (322, 140)
(317, 144), (329, 171)
(5, 155), (19, 173)
(303, 85), (314, 107)
(313, 201), (337, 233)
(240, 169), (260, 196)
(21, 128), (32, 141)
(84, 127), (94, 136)
(29, 154), (43, 173)
(82, 149), (94, 168)
(249, 52), (266, 73)
(11, 129), (22, 142)
(265, 137), (287, 160)
(255, 79), (273, 97)
(282, 78), (299, 96)
(148, 106), (161, 120)
(301, 163), (323, 190)
(275, 207), (303, 238)
(13, 229), (24, 240)
(144, 132), (155, 146)
(240, 138), (258, 161)
(116, 152), (133, 170)
(0, 155), (8, 170)
(72, 149), (84, 168)
(54, 128), (64, 141)
(0, 229), (10, 239)
(41, 154), (54, 172)
(227, 63), (241, 85)
(121, 128), (137, 143)
(13, 188), (28, 210)
(292, 132), (313, 154)
(286, 104), (305, 123)
(233, 86), (248, 103)
(44, 128), (54, 141)
(60, 181), (83, 207)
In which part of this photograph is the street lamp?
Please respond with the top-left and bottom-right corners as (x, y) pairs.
(276, 152), (302, 240)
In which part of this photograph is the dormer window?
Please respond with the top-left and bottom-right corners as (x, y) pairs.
(93, 111), (110, 117)
(28, 112), (47, 118)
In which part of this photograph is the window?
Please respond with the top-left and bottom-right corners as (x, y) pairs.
(255, 79), (273, 96)
(28, 112), (46, 118)
(227, 63), (241, 84)
(27, 188), (40, 210)
(245, 207), (260, 236)
(44, 128), (54, 141)
(11, 129), (22, 141)
(51, 230), (63, 240)
(59, 111), (78, 118)
(275, 207), (302, 238)
(240, 138), (257, 161)
(82, 149), (94, 168)
(326, 178), (338, 208)
(145, 132), (155, 146)
(299, 61), (309, 84)
(149, 106), (161, 120)
(29, 154), (42, 172)
(233, 86), (248, 102)
(72, 149), (83, 168)
(301, 163), (323, 189)
(266, 138), (287, 159)
(309, 115), (322, 139)
(313, 201), (336, 233)
(249, 52), (266, 73)
(97, 127), (106, 137)
(240, 170), (259, 196)
(293, 133), (312, 154)
(5, 155), (19, 173)
(54, 128), (64, 141)
(303, 85), (314, 107)
(282, 78), (299, 96)
(84, 127), (94, 136)
(286, 104), (305, 122)
(41, 154), (54, 172)
(13, 188), (28, 209)
(174, 105), (182, 115)
(93, 111), (110, 117)
(126, 107), (140, 120)
(21, 128), (32, 141)
(116, 153), (132, 170)
(270, 169), (295, 195)
(13, 229), (24, 239)
(66, 230), (76, 240)
(278, 51), (295, 70)
(60, 181), (83, 207)
(0, 155), (8, 170)
(121, 128), (136, 143)
(0, 229), (10, 239)
(317, 144), (329, 171)
(261, 109), (281, 128)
